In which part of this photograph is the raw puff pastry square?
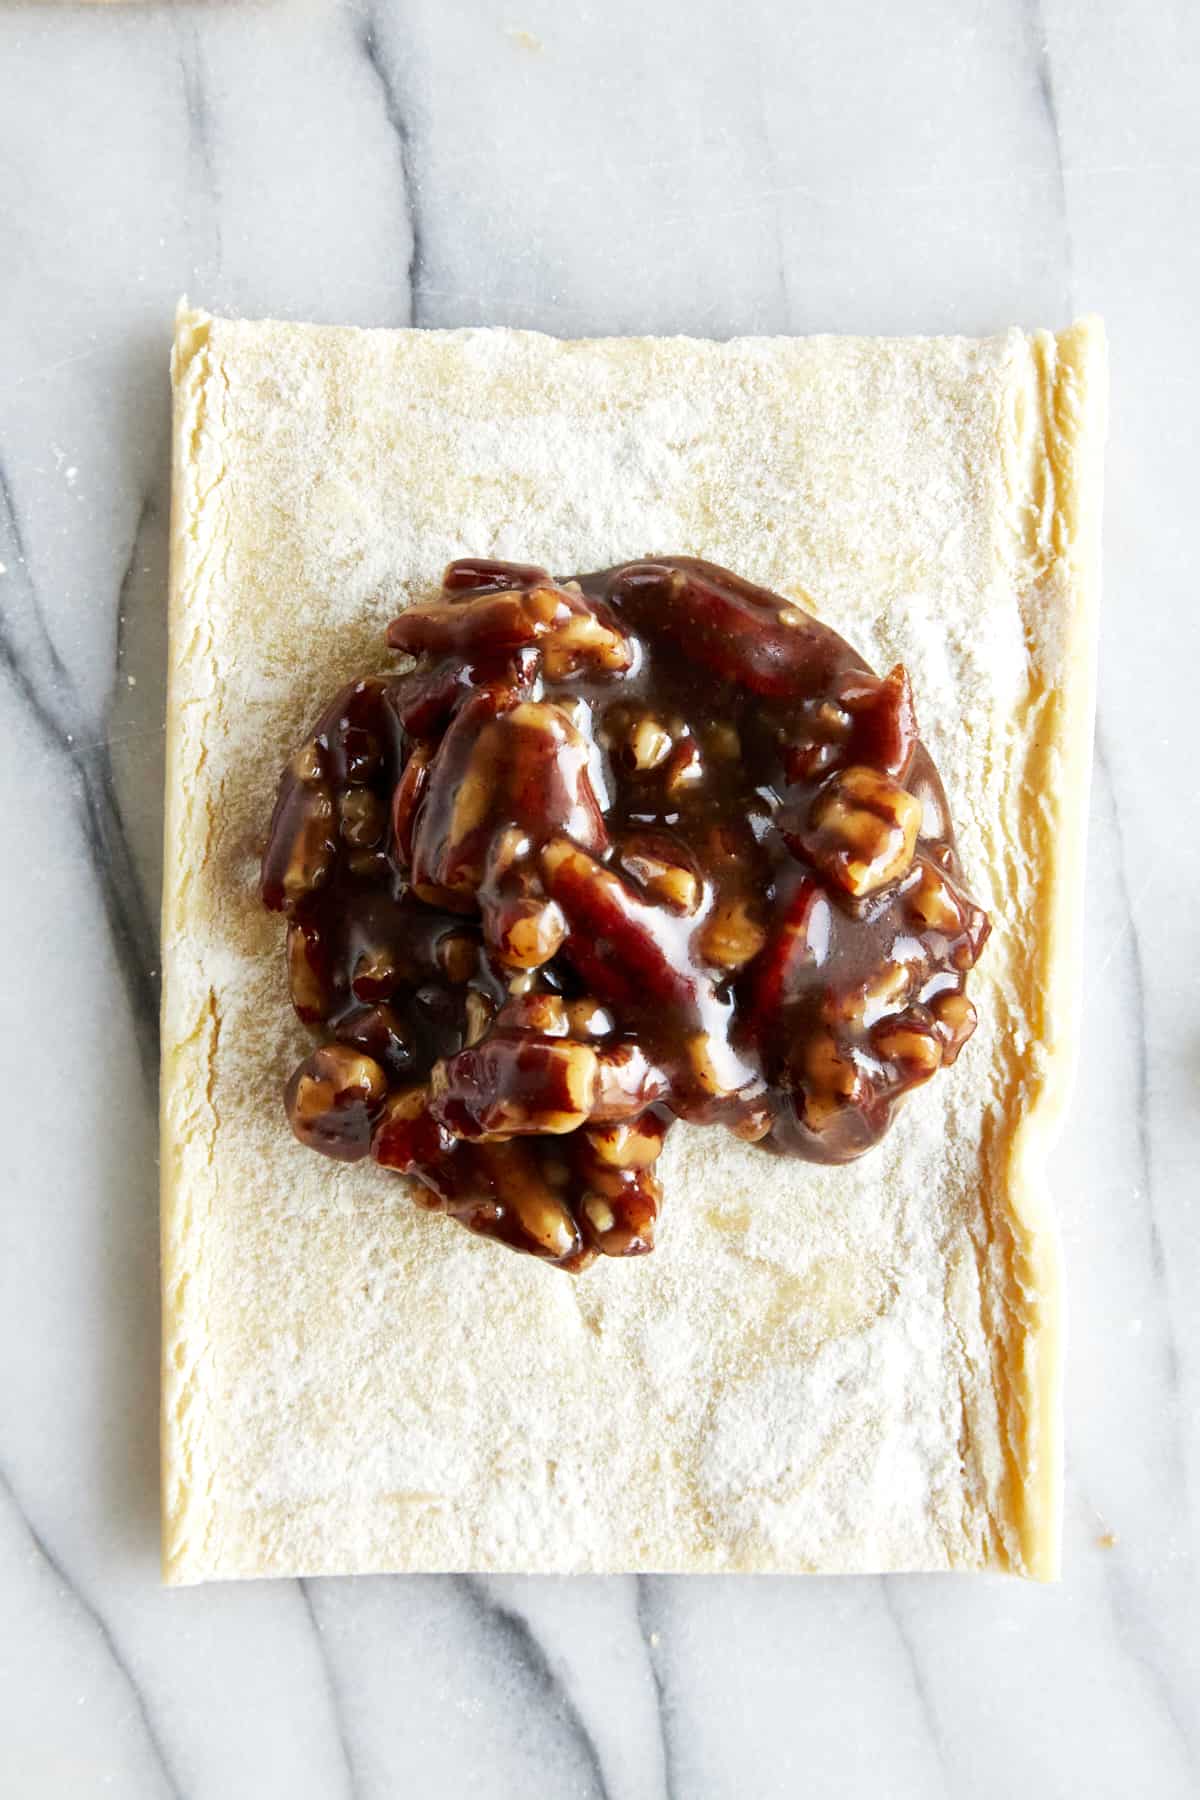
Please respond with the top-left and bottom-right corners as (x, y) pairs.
(160, 306), (1105, 1584)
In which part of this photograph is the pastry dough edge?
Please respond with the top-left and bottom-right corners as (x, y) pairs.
(1005, 316), (1106, 1579)
(160, 302), (225, 1583)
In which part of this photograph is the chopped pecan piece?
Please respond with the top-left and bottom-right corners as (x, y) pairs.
(339, 726), (382, 785)
(731, 1102), (774, 1142)
(287, 919), (333, 1022)
(833, 959), (915, 1029)
(541, 605), (632, 679)
(573, 1128), (664, 1256)
(872, 1016), (942, 1081)
(484, 891), (569, 970)
(684, 1030), (757, 1106)
(905, 858), (965, 934)
(579, 1173), (660, 1257)
(290, 740), (324, 785)
(391, 742), (433, 868)
(334, 1002), (418, 1081)
(431, 1031), (600, 1138)
(618, 833), (703, 916)
(797, 764), (921, 897)
(436, 931), (479, 984)
(931, 990), (978, 1062)
(541, 837), (700, 1011)
(474, 1140), (584, 1262)
(371, 1084), (453, 1170)
(564, 998), (615, 1039)
(413, 699), (609, 905)
(799, 1029), (867, 1133)
(338, 787), (385, 848)
(261, 778), (336, 912)
(286, 1045), (388, 1162)
(625, 715), (674, 771)
(837, 664), (918, 777)
(497, 991), (569, 1036)
(699, 897), (768, 970)
(591, 1042), (671, 1120)
(664, 736), (704, 798)
(463, 990), (495, 1046)
(782, 700), (854, 783)
(583, 1113), (668, 1169)
(351, 945), (404, 1002)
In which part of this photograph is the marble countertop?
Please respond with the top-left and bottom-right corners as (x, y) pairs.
(1, 1), (1197, 1794)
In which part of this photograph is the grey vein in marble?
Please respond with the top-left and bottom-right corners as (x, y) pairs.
(177, 23), (224, 283)
(1092, 732), (1180, 1445)
(879, 1582), (951, 1800)
(636, 1576), (679, 1800)
(458, 1577), (609, 1800)
(0, 461), (159, 1084)
(0, 1467), (181, 1800)
(297, 1579), (359, 1800)
(357, 6), (424, 325)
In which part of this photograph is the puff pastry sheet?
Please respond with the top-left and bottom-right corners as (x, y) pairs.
(160, 306), (1105, 1583)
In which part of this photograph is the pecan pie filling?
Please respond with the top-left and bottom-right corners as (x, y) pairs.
(261, 558), (990, 1271)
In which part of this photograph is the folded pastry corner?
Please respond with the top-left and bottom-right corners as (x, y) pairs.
(160, 305), (1105, 1584)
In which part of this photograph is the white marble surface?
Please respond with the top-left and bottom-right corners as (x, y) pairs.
(0, 0), (1197, 1793)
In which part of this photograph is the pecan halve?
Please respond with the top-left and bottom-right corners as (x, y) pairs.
(739, 877), (831, 1038)
(610, 559), (855, 698)
(540, 837), (700, 1012)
